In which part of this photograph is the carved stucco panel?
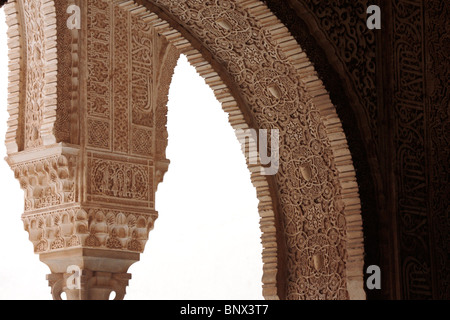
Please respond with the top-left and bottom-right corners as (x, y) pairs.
(22, 206), (157, 254)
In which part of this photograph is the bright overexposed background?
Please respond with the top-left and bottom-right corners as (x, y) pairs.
(0, 8), (263, 300)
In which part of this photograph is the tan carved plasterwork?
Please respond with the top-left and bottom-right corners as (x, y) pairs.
(7, 144), (80, 214)
(12, 154), (77, 212)
(20, 0), (59, 149)
(5, 0), (79, 150)
(85, 0), (175, 167)
(23, 0), (45, 149)
(4, 0), (24, 154)
(4, 0), (364, 300)
(22, 207), (157, 254)
(155, 44), (179, 162)
(87, 155), (153, 205)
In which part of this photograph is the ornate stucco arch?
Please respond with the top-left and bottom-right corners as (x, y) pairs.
(4, 0), (364, 300)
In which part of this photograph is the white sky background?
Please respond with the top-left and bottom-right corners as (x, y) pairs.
(0, 8), (264, 300)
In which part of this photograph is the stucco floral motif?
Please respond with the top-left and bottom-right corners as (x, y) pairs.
(23, 208), (157, 253)
(12, 155), (76, 212)
(23, 0), (46, 148)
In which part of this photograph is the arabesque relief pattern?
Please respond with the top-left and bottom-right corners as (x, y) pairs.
(54, 0), (79, 144)
(21, 0), (59, 149)
(23, 0), (45, 149)
(5, 0), (168, 257)
(84, 0), (177, 212)
(3, 0), (447, 301)
(288, 0), (378, 141)
(11, 154), (77, 212)
(85, 0), (174, 161)
(22, 207), (156, 254)
(3, 0), (365, 299)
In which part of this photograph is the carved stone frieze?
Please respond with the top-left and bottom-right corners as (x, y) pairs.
(22, 206), (157, 254)
(87, 154), (153, 205)
(85, 0), (176, 186)
(7, 145), (79, 213)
